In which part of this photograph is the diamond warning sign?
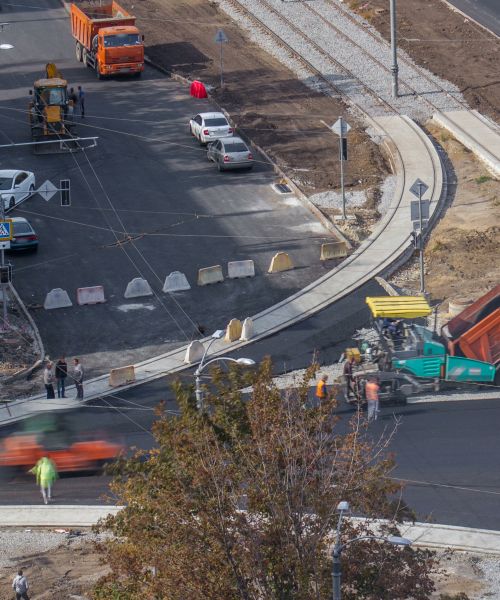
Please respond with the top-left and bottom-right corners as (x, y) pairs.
(0, 220), (13, 241)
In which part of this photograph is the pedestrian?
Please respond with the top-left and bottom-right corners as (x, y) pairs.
(55, 356), (68, 398)
(315, 374), (329, 403)
(43, 362), (55, 399)
(343, 356), (355, 399)
(69, 86), (78, 106)
(77, 85), (85, 118)
(73, 358), (84, 399)
(29, 456), (58, 505)
(365, 376), (380, 422)
(12, 569), (30, 600)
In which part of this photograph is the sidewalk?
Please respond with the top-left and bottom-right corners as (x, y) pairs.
(1, 114), (444, 425)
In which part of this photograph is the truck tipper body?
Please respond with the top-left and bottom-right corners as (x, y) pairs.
(71, 1), (144, 78)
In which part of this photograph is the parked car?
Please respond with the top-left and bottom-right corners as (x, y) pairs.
(207, 137), (254, 171)
(189, 112), (233, 144)
(7, 217), (39, 252)
(0, 170), (35, 211)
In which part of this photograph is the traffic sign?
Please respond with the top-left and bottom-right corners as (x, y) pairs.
(37, 179), (58, 202)
(0, 219), (13, 241)
(215, 29), (228, 43)
(0, 241), (10, 250)
(331, 117), (351, 137)
(410, 199), (430, 221)
(413, 219), (428, 231)
(409, 178), (429, 199)
(60, 179), (71, 206)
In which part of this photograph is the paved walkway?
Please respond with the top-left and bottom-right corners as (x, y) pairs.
(1, 115), (444, 425)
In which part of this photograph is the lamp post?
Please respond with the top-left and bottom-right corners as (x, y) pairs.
(194, 330), (255, 411)
(389, 0), (399, 97)
(332, 500), (412, 600)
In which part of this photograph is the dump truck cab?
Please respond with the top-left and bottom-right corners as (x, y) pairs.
(92, 25), (143, 77)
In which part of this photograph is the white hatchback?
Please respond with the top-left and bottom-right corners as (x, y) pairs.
(189, 112), (233, 145)
(0, 170), (36, 212)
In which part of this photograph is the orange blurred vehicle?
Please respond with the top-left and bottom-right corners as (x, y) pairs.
(0, 414), (123, 474)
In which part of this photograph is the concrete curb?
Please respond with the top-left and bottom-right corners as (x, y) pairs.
(439, 0), (500, 40)
(0, 505), (123, 527)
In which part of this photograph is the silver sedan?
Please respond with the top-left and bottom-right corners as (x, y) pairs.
(207, 137), (254, 171)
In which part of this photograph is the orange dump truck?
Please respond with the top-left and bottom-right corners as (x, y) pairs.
(71, 1), (144, 78)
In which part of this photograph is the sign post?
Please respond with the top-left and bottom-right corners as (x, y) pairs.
(409, 178), (429, 295)
(330, 117), (351, 220)
(214, 29), (228, 89)
(0, 209), (13, 332)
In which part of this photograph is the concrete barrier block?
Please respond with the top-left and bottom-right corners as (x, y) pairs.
(197, 265), (224, 286)
(77, 285), (106, 305)
(184, 340), (205, 363)
(268, 252), (294, 273)
(228, 260), (255, 279)
(124, 277), (153, 298)
(43, 288), (72, 310)
(240, 317), (254, 341)
(225, 318), (242, 342)
(163, 271), (191, 293)
(109, 365), (136, 387)
(320, 242), (348, 261)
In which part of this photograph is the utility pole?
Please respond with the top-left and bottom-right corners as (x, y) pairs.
(329, 117), (351, 221)
(417, 184), (425, 294)
(215, 30), (228, 89)
(0, 199), (8, 331)
(389, 0), (399, 97)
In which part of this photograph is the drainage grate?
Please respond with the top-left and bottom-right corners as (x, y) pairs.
(274, 183), (292, 194)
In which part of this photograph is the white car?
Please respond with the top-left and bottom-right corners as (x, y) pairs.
(0, 170), (36, 211)
(189, 112), (233, 145)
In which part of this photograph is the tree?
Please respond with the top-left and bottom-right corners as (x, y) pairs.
(93, 359), (437, 599)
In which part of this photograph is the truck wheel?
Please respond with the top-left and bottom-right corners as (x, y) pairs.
(75, 42), (83, 63)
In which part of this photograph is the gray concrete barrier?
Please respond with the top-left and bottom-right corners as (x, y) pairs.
(77, 285), (106, 305)
(240, 317), (254, 341)
(268, 252), (294, 273)
(198, 265), (224, 286)
(228, 260), (255, 279)
(225, 318), (242, 342)
(124, 278), (153, 298)
(184, 340), (204, 363)
(43, 288), (72, 310)
(163, 271), (191, 293)
(320, 242), (348, 261)
(109, 365), (136, 387)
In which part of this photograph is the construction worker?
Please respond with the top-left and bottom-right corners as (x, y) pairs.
(29, 456), (58, 504)
(315, 374), (329, 403)
(365, 376), (380, 421)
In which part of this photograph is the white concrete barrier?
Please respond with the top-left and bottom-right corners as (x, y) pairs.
(163, 271), (191, 293)
(109, 365), (136, 387)
(43, 288), (72, 310)
(225, 318), (243, 342)
(197, 265), (224, 286)
(268, 252), (294, 273)
(228, 260), (255, 279)
(320, 242), (348, 261)
(184, 340), (204, 363)
(124, 277), (153, 298)
(240, 317), (254, 341)
(77, 285), (106, 305)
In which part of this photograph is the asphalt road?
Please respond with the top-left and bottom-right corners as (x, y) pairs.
(0, 0), (333, 377)
(446, 0), (500, 36)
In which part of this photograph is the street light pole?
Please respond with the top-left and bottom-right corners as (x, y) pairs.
(389, 0), (399, 97)
(417, 183), (425, 294)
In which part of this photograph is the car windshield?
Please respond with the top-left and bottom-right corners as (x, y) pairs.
(13, 222), (32, 235)
(204, 118), (228, 127)
(0, 177), (13, 190)
(224, 143), (248, 153)
(103, 34), (141, 47)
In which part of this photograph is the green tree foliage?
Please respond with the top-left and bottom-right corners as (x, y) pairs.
(93, 359), (436, 599)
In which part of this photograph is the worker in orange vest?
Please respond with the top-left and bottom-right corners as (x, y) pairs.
(365, 377), (380, 421)
(315, 374), (330, 403)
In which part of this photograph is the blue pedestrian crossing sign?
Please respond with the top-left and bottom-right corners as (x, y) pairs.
(0, 220), (13, 242)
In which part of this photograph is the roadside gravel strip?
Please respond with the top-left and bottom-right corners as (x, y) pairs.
(214, 0), (465, 120)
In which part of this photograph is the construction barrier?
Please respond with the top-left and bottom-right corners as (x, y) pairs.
(240, 317), (254, 341)
(77, 285), (106, 305)
(197, 265), (224, 286)
(124, 277), (153, 298)
(43, 288), (72, 310)
(109, 365), (136, 387)
(320, 242), (348, 261)
(163, 271), (191, 293)
(225, 318), (242, 342)
(228, 260), (255, 279)
(268, 252), (294, 273)
(184, 340), (204, 364)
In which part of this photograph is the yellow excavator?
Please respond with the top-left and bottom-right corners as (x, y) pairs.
(28, 63), (77, 150)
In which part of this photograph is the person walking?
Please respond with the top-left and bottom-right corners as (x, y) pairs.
(55, 356), (68, 398)
(12, 569), (30, 600)
(43, 362), (55, 399)
(73, 358), (84, 399)
(29, 456), (58, 505)
(343, 356), (355, 399)
(315, 374), (329, 403)
(77, 85), (85, 118)
(365, 376), (380, 422)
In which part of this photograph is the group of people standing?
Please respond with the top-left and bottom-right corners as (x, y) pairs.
(43, 357), (84, 400)
(68, 85), (85, 118)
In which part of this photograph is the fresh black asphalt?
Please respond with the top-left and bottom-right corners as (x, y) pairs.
(446, 0), (500, 36)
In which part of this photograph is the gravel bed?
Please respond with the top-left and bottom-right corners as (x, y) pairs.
(310, 189), (367, 210)
(214, 0), (465, 121)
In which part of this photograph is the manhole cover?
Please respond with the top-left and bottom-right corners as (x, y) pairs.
(274, 183), (292, 194)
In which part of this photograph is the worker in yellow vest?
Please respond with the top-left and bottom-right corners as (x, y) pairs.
(315, 374), (330, 402)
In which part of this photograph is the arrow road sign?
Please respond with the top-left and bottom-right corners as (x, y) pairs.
(215, 29), (228, 43)
(331, 117), (351, 137)
(409, 178), (429, 199)
(410, 199), (430, 221)
(0, 220), (13, 241)
(37, 179), (58, 202)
